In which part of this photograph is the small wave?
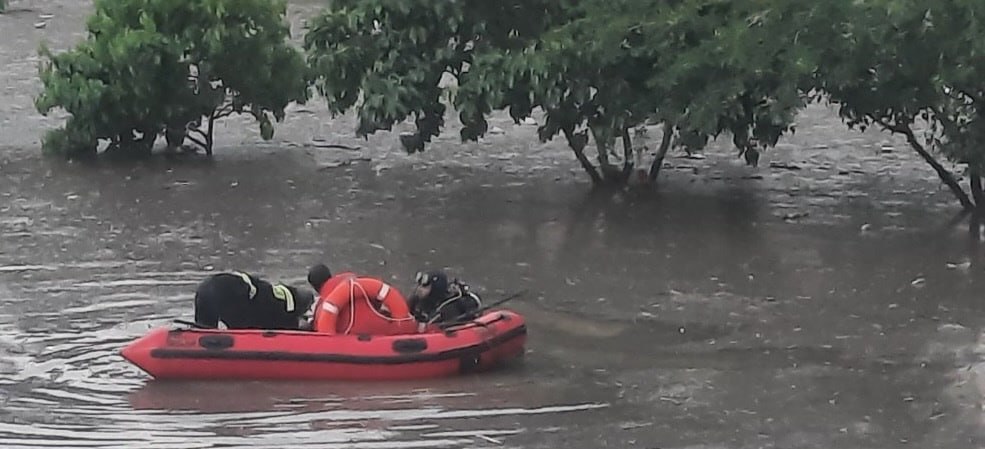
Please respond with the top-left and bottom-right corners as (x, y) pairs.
(0, 437), (129, 448)
(361, 392), (477, 402)
(387, 424), (442, 431)
(231, 401), (608, 426)
(1, 232), (34, 239)
(62, 299), (159, 315)
(6, 396), (59, 407)
(73, 280), (201, 288)
(421, 428), (524, 438)
(29, 388), (123, 406)
(0, 265), (58, 273)
(86, 270), (219, 279)
(0, 421), (145, 441)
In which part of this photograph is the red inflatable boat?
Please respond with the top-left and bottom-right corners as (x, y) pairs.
(120, 310), (527, 381)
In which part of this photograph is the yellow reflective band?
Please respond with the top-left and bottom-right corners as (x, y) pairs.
(271, 284), (296, 312)
(231, 271), (257, 299)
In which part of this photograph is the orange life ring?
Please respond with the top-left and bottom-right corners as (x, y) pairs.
(314, 276), (412, 335)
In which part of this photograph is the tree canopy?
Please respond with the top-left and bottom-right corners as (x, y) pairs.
(303, 0), (822, 185)
(29, 0), (985, 213)
(35, 0), (310, 158)
(813, 0), (985, 211)
(303, 0), (985, 210)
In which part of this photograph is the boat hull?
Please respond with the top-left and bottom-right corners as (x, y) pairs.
(121, 310), (527, 381)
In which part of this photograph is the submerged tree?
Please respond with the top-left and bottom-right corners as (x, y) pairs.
(303, 0), (566, 155)
(459, 0), (816, 184)
(813, 0), (985, 213)
(304, 0), (810, 187)
(35, 0), (310, 158)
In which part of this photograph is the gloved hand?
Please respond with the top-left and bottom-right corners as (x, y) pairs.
(297, 318), (314, 331)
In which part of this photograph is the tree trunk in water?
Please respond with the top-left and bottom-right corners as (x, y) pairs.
(971, 172), (984, 211)
(205, 113), (216, 157)
(969, 207), (983, 247)
(563, 128), (602, 185)
(971, 173), (985, 243)
(590, 126), (623, 183)
(895, 123), (975, 210)
(621, 128), (634, 179)
(591, 126), (612, 169)
(648, 122), (674, 184)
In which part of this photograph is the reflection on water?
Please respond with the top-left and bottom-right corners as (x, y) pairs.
(0, 279), (612, 448)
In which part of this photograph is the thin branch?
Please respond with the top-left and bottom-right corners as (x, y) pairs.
(213, 106), (235, 120)
(874, 117), (975, 210)
(563, 128), (602, 184)
(950, 86), (983, 105)
(621, 126), (634, 175)
(872, 117), (907, 134)
(185, 131), (207, 150)
(648, 122), (674, 184)
(187, 126), (208, 141)
(205, 112), (216, 156)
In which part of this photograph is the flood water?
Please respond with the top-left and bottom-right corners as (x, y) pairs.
(3, 1), (985, 448)
(1, 144), (984, 448)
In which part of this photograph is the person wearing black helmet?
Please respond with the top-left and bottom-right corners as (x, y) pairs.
(407, 270), (482, 325)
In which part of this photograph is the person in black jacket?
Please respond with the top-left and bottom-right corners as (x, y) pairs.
(193, 271), (316, 330)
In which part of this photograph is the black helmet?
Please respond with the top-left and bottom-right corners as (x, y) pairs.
(307, 263), (332, 291)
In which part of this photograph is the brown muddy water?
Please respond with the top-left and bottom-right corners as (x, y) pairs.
(0, 148), (983, 449)
(3, 1), (985, 448)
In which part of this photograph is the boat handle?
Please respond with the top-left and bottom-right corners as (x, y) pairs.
(198, 335), (234, 350)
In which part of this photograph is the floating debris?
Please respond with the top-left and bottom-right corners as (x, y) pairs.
(946, 261), (971, 271)
(317, 160), (349, 170)
(782, 211), (809, 221)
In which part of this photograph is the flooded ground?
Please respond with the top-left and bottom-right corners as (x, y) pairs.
(3, 1), (985, 448)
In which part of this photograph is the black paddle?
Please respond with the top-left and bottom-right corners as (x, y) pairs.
(437, 289), (527, 329)
(173, 319), (212, 329)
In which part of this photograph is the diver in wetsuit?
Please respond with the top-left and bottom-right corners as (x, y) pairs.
(407, 270), (482, 325)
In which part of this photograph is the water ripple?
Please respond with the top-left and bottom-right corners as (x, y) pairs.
(1, 258), (612, 449)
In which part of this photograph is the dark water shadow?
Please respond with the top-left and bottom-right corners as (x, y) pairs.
(125, 366), (540, 413)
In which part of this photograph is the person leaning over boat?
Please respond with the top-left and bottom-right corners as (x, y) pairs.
(193, 270), (316, 330)
(305, 263), (417, 335)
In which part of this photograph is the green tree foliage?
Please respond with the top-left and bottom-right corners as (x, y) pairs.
(458, 0), (816, 183)
(35, 0), (310, 158)
(305, 0), (811, 186)
(303, 0), (564, 152)
(305, 0), (985, 209)
(810, 0), (985, 211)
(35, 0), (985, 214)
